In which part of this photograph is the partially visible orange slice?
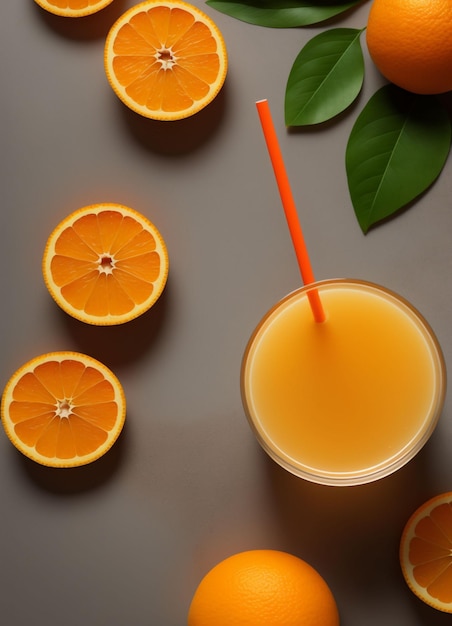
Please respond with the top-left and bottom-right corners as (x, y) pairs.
(42, 203), (169, 325)
(34, 0), (114, 18)
(104, 0), (228, 120)
(400, 492), (452, 613)
(1, 352), (126, 467)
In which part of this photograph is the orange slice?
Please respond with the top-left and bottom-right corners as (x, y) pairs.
(1, 352), (126, 467)
(34, 0), (114, 18)
(42, 203), (169, 325)
(104, 0), (228, 121)
(400, 492), (452, 613)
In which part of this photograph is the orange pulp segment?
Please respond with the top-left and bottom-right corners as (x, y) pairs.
(34, 0), (114, 18)
(42, 203), (169, 325)
(1, 352), (126, 467)
(104, 0), (228, 120)
(400, 492), (452, 612)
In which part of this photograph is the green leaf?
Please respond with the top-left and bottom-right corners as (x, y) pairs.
(206, 0), (364, 28)
(346, 85), (451, 233)
(285, 28), (365, 126)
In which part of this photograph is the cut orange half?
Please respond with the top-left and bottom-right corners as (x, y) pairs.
(42, 203), (169, 325)
(34, 0), (114, 18)
(104, 0), (228, 121)
(400, 492), (452, 613)
(1, 352), (126, 468)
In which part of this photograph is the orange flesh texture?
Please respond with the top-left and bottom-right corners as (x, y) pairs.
(9, 359), (118, 460)
(112, 6), (221, 113)
(409, 502), (452, 603)
(50, 210), (161, 317)
(46, 0), (104, 7)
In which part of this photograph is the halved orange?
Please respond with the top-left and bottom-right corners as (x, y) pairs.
(400, 492), (452, 612)
(34, 0), (114, 18)
(42, 203), (169, 325)
(1, 352), (126, 467)
(104, 0), (228, 120)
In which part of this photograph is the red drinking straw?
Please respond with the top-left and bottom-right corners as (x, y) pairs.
(256, 99), (325, 323)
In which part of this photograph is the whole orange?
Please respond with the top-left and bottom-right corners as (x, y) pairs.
(187, 549), (339, 626)
(366, 0), (452, 94)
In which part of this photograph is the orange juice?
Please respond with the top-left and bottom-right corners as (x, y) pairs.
(241, 279), (446, 485)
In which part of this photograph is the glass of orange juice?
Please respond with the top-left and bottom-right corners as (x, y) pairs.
(241, 279), (446, 486)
